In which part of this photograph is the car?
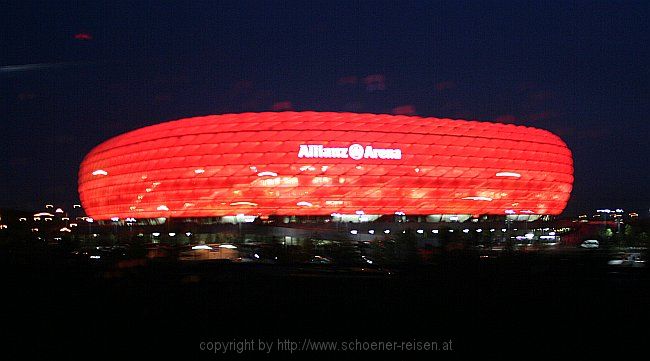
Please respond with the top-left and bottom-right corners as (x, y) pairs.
(607, 252), (645, 267)
(580, 239), (599, 249)
(307, 255), (332, 264)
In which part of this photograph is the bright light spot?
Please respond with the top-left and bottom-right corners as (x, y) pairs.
(463, 229), (469, 233)
(505, 209), (516, 214)
(257, 171), (278, 177)
(86, 217), (94, 223)
(192, 244), (212, 250)
(220, 244), (237, 249)
(331, 213), (342, 217)
(90, 255), (101, 259)
(157, 205), (169, 211)
(321, 166), (329, 172)
(230, 201), (258, 206)
(501, 229), (507, 232)
(414, 168), (420, 173)
(432, 229), (439, 234)
(194, 169), (205, 174)
(350, 230), (358, 235)
(490, 228), (495, 232)
(525, 233), (534, 240)
(355, 210), (365, 215)
(92, 170), (108, 176)
(254, 253), (260, 259)
(462, 196), (493, 201)
(496, 172), (521, 178)
(152, 232), (160, 237)
(369, 230), (375, 234)
(59, 227), (71, 232)
(296, 201), (313, 207)
(185, 232), (192, 237)
(417, 229), (424, 234)
(477, 229), (482, 232)
(384, 230), (390, 234)
(549, 232), (556, 236)
(55, 208), (64, 213)
(19, 217), (27, 221)
(34, 212), (54, 217)
(449, 229), (454, 233)
(168, 233), (176, 237)
(111, 217), (119, 222)
(394, 211), (405, 216)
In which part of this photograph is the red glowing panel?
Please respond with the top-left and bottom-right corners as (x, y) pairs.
(78, 112), (573, 219)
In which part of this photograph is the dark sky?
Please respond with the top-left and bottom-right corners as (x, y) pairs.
(1, 1), (648, 216)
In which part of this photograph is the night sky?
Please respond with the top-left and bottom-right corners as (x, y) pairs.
(1, 1), (648, 216)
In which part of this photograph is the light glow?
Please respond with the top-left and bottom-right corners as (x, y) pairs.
(462, 196), (493, 202)
(496, 172), (521, 178)
(192, 244), (212, 250)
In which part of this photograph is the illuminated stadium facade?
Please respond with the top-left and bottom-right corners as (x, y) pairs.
(78, 112), (573, 225)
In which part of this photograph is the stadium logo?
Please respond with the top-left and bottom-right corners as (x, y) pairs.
(298, 144), (402, 160)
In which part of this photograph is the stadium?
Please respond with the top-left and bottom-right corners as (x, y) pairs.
(77, 112), (573, 245)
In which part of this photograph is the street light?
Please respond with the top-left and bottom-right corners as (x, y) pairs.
(597, 209), (612, 226)
(86, 217), (94, 241)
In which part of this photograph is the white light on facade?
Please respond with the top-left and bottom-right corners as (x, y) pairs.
(230, 201), (258, 206)
(496, 172), (521, 178)
(462, 196), (493, 201)
(192, 244), (212, 250)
